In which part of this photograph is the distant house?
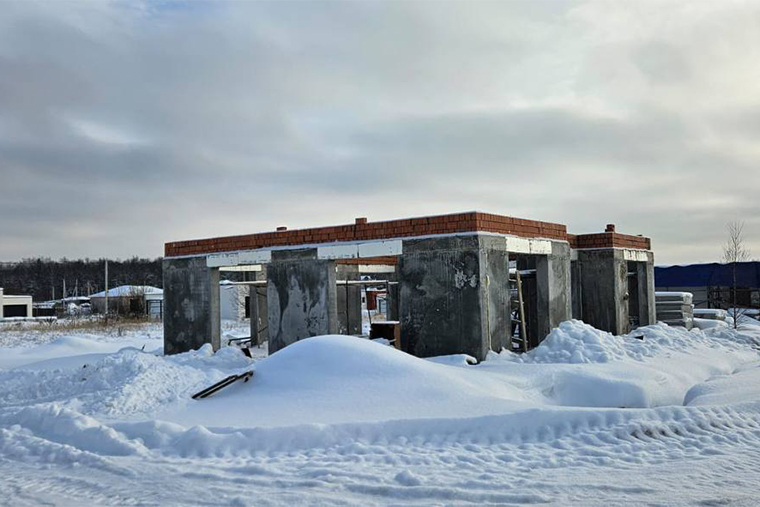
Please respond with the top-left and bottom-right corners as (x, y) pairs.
(90, 285), (163, 317)
(0, 287), (33, 319)
(655, 262), (760, 309)
(220, 281), (249, 321)
(33, 296), (91, 317)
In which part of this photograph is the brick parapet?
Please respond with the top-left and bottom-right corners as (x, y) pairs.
(164, 212), (649, 258)
(571, 232), (651, 250)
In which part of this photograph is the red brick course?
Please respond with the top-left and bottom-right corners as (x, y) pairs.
(572, 232), (651, 250)
(164, 212), (650, 258)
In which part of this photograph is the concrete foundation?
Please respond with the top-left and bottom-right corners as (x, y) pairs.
(574, 249), (655, 334)
(267, 249), (338, 354)
(398, 235), (510, 361)
(163, 257), (220, 355)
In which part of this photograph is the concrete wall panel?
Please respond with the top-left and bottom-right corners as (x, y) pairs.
(399, 235), (510, 361)
(267, 250), (337, 354)
(163, 257), (220, 355)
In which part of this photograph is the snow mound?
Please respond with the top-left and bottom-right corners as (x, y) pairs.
(0, 405), (146, 456)
(498, 320), (748, 365)
(0, 329), (163, 368)
(162, 335), (532, 428)
(685, 363), (760, 406)
(0, 345), (252, 418)
(693, 317), (729, 330)
(256, 334), (475, 386)
(498, 320), (646, 364)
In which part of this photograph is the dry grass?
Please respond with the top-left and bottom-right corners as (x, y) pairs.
(2, 316), (161, 334)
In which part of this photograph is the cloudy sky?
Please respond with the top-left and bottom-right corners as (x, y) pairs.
(1, 0), (758, 265)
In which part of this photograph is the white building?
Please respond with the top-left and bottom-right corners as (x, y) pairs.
(220, 281), (249, 321)
(0, 287), (33, 319)
(90, 285), (163, 317)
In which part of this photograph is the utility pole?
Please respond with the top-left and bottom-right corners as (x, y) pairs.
(104, 260), (109, 326)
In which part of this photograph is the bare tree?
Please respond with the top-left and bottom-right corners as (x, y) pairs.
(722, 221), (751, 329)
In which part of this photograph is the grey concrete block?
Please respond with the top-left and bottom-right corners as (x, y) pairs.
(576, 249), (626, 334)
(570, 260), (583, 320)
(267, 252), (338, 354)
(163, 256), (220, 355)
(536, 241), (572, 340)
(574, 249), (655, 335)
(638, 255), (656, 326)
(398, 235), (511, 361)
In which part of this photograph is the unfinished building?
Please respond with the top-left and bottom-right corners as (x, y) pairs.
(163, 212), (654, 361)
(569, 224), (656, 335)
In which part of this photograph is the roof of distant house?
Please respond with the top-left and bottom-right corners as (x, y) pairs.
(90, 285), (163, 298)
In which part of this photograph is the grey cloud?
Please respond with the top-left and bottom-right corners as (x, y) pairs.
(0, 0), (758, 264)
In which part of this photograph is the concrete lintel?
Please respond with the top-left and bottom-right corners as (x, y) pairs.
(505, 236), (552, 255)
(358, 240), (402, 257)
(358, 264), (396, 274)
(573, 246), (651, 253)
(318, 244), (359, 259)
(207, 250), (271, 268)
(318, 239), (403, 259)
(239, 250), (272, 264)
(622, 249), (649, 262)
(219, 265), (263, 272)
(172, 233), (574, 263)
(207, 252), (239, 268)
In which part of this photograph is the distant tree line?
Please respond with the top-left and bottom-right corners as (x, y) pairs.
(0, 257), (163, 301)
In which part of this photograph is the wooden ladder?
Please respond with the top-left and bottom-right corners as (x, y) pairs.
(510, 270), (529, 353)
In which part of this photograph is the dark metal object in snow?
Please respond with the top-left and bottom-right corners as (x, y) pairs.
(191, 371), (254, 400)
(227, 336), (257, 358)
(370, 321), (401, 349)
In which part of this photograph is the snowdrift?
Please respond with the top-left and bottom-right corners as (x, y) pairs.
(160, 335), (535, 428)
(2, 321), (760, 505)
(1, 320), (758, 461)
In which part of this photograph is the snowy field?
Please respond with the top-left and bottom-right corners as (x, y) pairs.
(1, 318), (760, 506)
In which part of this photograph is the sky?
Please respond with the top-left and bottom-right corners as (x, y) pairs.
(0, 0), (758, 265)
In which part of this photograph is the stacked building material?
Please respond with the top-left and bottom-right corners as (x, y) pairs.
(655, 292), (694, 329)
(693, 308), (728, 322)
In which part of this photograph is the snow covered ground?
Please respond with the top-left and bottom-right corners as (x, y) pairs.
(1, 318), (760, 506)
